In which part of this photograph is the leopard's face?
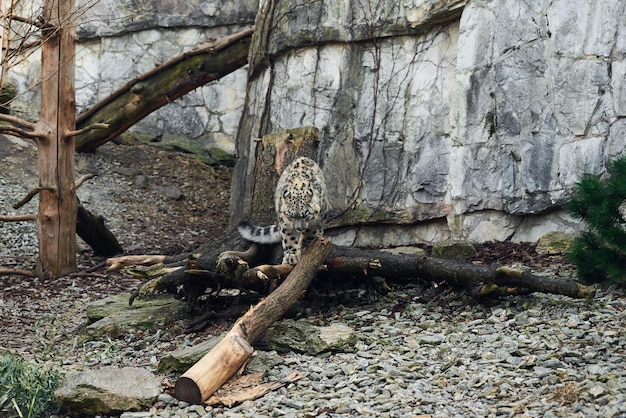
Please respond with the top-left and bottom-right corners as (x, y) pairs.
(280, 179), (323, 232)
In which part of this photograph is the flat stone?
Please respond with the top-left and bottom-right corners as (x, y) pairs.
(431, 239), (477, 259)
(85, 295), (186, 339)
(260, 319), (356, 355)
(54, 366), (160, 416)
(416, 334), (445, 345)
(381, 246), (427, 256)
(158, 336), (221, 374)
(151, 184), (184, 200)
(535, 231), (576, 255)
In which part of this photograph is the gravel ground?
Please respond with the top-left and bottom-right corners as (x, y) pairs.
(1, 134), (626, 418)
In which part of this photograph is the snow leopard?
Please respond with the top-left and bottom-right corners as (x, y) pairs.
(238, 156), (327, 265)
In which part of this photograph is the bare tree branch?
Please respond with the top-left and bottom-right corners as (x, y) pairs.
(13, 186), (54, 209)
(0, 213), (36, 221)
(66, 122), (108, 137)
(0, 113), (34, 129)
(5, 13), (45, 29)
(0, 268), (35, 277)
(0, 125), (44, 139)
(74, 173), (94, 189)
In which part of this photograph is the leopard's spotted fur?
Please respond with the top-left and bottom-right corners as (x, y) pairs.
(238, 157), (327, 265)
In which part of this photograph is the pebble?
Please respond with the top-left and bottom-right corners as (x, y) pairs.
(125, 286), (626, 418)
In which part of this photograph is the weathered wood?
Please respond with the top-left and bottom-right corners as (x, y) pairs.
(106, 255), (171, 272)
(35, 0), (77, 277)
(324, 246), (594, 299)
(174, 237), (333, 404)
(123, 239), (594, 313)
(0, 268), (35, 277)
(0, 214), (36, 222)
(75, 28), (253, 152)
(174, 333), (254, 404)
(76, 205), (123, 256)
(488, 265), (594, 298)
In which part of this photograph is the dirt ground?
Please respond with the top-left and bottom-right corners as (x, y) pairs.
(0, 136), (234, 363)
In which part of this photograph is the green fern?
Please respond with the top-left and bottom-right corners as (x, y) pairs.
(565, 155), (626, 285)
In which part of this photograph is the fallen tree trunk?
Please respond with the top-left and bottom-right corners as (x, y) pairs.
(174, 237), (333, 404)
(324, 246), (595, 299)
(116, 238), (595, 318)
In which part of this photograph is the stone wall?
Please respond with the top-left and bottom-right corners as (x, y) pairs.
(8, 0), (256, 163)
(232, 0), (626, 245)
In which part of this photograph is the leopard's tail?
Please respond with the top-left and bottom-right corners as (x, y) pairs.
(237, 221), (282, 244)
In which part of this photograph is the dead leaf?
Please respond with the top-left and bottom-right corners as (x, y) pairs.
(205, 370), (307, 407)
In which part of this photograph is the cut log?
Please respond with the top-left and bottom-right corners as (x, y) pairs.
(174, 333), (255, 404)
(174, 237), (333, 404)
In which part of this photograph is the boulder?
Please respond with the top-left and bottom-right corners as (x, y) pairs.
(158, 336), (221, 374)
(535, 231), (576, 255)
(54, 366), (160, 417)
(259, 319), (356, 355)
(380, 246), (427, 257)
(431, 239), (477, 259)
(85, 295), (186, 339)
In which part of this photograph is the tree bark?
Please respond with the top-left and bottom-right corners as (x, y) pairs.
(76, 204), (123, 256)
(174, 237), (333, 404)
(74, 28), (253, 153)
(35, 0), (77, 277)
(324, 246), (595, 299)
(246, 127), (321, 225)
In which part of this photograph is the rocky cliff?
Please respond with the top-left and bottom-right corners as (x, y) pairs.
(232, 0), (626, 245)
(8, 0), (625, 245)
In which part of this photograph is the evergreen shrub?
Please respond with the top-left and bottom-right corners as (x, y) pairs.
(565, 156), (626, 285)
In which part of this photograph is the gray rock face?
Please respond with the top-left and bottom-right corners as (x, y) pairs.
(8, 0), (625, 245)
(75, 0), (257, 38)
(232, 0), (626, 244)
(54, 366), (161, 416)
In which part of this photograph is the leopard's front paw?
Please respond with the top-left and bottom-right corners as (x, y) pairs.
(282, 252), (300, 265)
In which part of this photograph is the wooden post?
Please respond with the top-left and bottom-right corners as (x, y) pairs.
(174, 237), (332, 404)
(35, 0), (77, 277)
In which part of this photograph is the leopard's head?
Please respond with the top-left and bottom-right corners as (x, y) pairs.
(281, 180), (322, 232)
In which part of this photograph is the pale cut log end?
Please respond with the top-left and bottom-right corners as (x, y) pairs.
(174, 376), (203, 404)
